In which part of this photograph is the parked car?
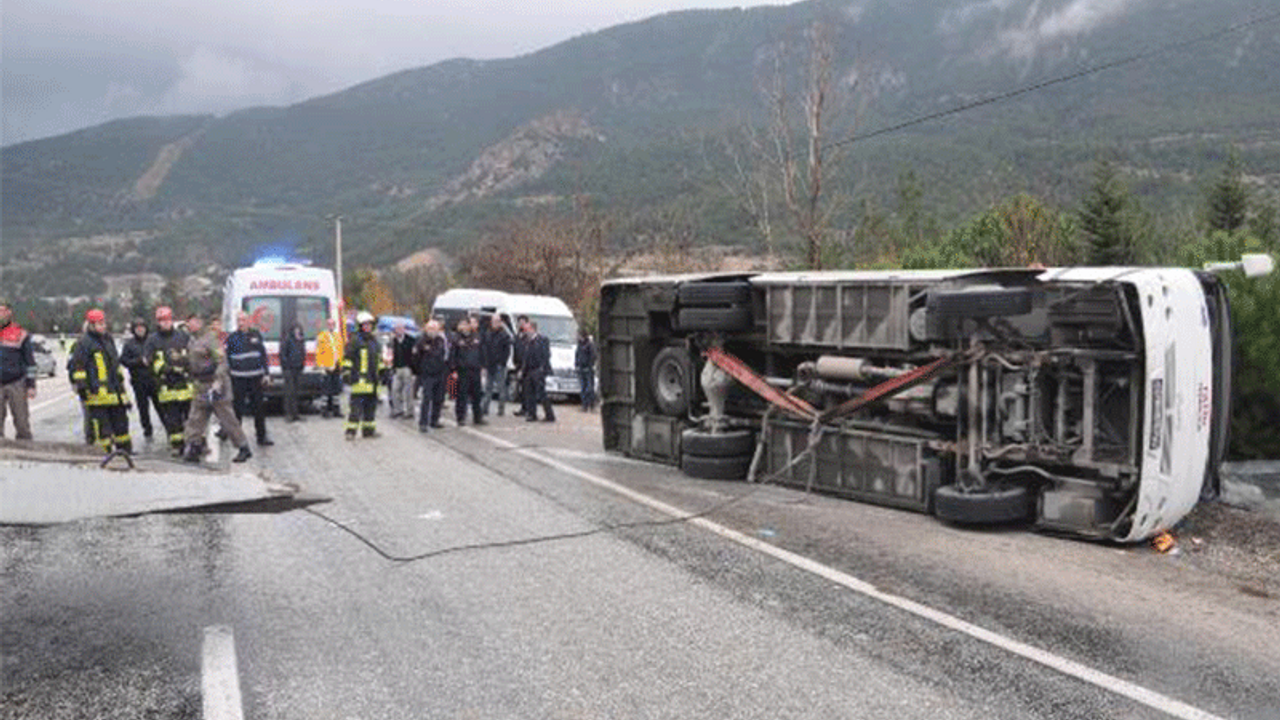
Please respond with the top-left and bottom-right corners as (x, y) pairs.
(30, 339), (56, 377)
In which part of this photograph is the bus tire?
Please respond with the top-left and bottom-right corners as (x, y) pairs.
(933, 484), (1033, 525)
(681, 428), (756, 457)
(651, 346), (693, 416)
(675, 305), (753, 333)
(678, 281), (752, 307)
(681, 453), (752, 481)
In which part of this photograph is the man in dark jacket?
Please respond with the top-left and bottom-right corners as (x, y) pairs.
(388, 322), (416, 419)
(70, 309), (132, 453)
(412, 320), (448, 432)
(0, 299), (38, 440)
(480, 314), (512, 417)
(575, 330), (598, 411)
(511, 315), (530, 416)
(119, 318), (162, 439)
(225, 312), (273, 444)
(143, 306), (193, 453)
(451, 317), (486, 426)
(521, 320), (556, 422)
(280, 322), (307, 422)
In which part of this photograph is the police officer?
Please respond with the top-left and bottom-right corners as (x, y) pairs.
(225, 311), (273, 445)
(181, 313), (252, 463)
(343, 311), (381, 439)
(119, 317), (161, 440)
(69, 309), (133, 453)
(143, 306), (193, 454)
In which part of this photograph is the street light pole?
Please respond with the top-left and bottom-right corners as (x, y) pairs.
(333, 215), (344, 306)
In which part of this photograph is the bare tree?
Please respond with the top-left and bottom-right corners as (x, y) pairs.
(716, 21), (853, 270)
(460, 198), (611, 313)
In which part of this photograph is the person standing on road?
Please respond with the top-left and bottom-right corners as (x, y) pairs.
(280, 322), (307, 422)
(521, 320), (556, 423)
(69, 309), (132, 453)
(575, 330), (598, 412)
(343, 311), (381, 439)
(451, 318), (486, 426)
(181, 313), (251, 463)
(388, 322), (415, 420)
(144, 306), (193, 454)
(480, 314), (512, 418)
(225, 312), (273, 445)
(511, 315), (531, 416)
(119, 318), (162, 440)
(412, 320), (448, 432)
(0, 299), (38, 441)
(315, 318), (343, 419)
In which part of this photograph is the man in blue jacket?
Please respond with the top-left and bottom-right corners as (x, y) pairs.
(225, 311), (273, 445)
(0, 299), (37, 440)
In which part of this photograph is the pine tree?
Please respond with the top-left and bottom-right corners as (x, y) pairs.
(1207, 147), (1248, 232)
(1079, 159), (1137, 265)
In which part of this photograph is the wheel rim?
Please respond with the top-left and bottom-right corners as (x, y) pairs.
(656, 360), (685, 406)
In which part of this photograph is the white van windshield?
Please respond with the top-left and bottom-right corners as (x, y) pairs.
(531, 315), (578, 345)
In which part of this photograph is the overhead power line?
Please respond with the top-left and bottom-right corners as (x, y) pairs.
(825, 8), (1280, 151)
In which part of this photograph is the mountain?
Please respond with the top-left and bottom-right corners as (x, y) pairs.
(3, 0), (1279, 296)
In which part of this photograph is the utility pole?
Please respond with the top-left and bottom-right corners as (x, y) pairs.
(333, 215), (344, 307)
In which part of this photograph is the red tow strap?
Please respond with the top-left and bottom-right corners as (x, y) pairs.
(703, 346), (960, 425)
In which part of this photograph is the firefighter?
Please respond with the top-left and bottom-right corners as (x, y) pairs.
(180, 312), (252, 464)
(143, 306), (193, 454)
(69, 309), (133, 453)
(343, 311), (381, 439)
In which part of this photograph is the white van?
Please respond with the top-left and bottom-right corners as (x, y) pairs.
(431, 288), (582, 399)
(222, 262), (339, 399)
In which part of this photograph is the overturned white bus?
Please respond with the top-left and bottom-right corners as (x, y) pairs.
(598, 256), (1273, 542)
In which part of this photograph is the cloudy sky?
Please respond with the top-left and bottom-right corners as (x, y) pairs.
(2, 0), (782, 146)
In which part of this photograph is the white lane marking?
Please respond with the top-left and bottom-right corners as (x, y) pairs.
(418, 510), (445, 520)
(201, 625), (245, 720)
(463, 427), (1227, 720)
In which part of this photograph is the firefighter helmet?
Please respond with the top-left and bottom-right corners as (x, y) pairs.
(356, 311), (375, 325)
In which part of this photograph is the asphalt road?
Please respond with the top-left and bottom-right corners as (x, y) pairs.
(3, 386), (1279, 720)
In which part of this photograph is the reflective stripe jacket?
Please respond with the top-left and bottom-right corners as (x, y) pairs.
(225, 328), (268, 379)
(315, 329), (343, 370)
(342, 331), (380, 395)
(70, 331), (129, 406)
(143, 328), (193, 402)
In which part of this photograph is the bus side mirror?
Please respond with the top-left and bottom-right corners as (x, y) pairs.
(1205, 254), (1275, 277)
(1240, 253), (1275, 278)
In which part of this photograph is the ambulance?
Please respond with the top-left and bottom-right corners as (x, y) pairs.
(222, 262), (340, 400)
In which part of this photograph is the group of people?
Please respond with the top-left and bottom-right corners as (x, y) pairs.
(0, 298), (601, 457)
(366, 312), (573, 436)
(67, 306), (257, 463)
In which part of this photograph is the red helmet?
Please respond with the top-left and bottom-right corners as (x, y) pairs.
(155, 306), (173, 321)
(85, 309), (106, 323)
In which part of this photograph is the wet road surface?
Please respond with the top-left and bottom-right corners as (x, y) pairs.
(3, 387), (1279, 719)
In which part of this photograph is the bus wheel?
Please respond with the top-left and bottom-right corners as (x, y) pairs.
(934, 484), (1033, 524)
(681, 453), (752, 481)
(651, 346), (693, 416)
(681, 428), (756, 457)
